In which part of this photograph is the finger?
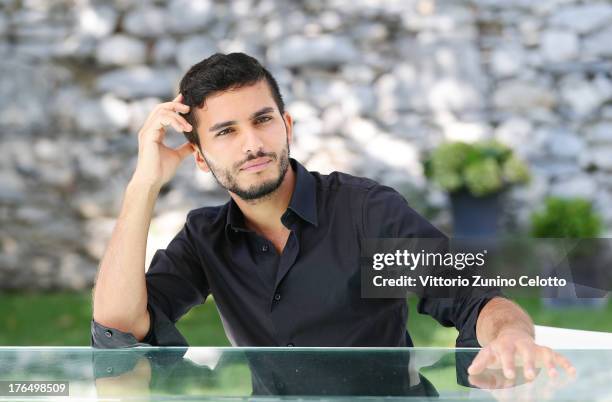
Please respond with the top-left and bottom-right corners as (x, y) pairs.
(496, 345), (517, 379)
(553, 352), (576, 377)
(173, 113), (193, 131)
(160, 101), (190, 114)
(468, 348), (495, 376)
(539, 347), (557, 378)
(468, 373), (495, 389)
(173, 93), (183, 102)
(517, 343), (537, 380)
(468, 369), (506, 389)
(161, 109), (192, 131)
(501, 375), (516, 389)
(174, 142), (194, 161)
(158, 110), (192, 132)
(156, 114), (187, 134)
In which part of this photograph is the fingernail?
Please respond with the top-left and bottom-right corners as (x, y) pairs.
(505, 369), (515, 379)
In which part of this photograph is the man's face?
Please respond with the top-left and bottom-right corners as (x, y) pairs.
(192, 80), (293, 201)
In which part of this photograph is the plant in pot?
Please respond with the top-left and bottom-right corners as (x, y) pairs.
(423, 140), (530, 237)
(531, 197), (608, 308)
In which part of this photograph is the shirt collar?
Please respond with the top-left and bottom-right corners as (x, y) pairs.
(225, 158), (318, 233)
(287, 158), (318, 227)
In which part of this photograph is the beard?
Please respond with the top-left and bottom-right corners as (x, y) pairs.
(203, 139), (291, 202)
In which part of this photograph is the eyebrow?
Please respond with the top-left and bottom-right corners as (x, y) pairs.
(208, 107), (275, 133)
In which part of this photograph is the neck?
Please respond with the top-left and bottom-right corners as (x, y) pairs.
(231, 164), (296, 234)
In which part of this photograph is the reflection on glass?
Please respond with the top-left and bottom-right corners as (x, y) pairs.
(93, 348), (438, 398)
(0, 348), (607, 400)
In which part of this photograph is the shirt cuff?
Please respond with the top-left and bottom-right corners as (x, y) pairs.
(455, 289), (507, 348)
(90, 319), (152, 349)
(91, 302), (191, 348)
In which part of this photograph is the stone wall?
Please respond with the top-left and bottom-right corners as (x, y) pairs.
(1, 0), (611, 290)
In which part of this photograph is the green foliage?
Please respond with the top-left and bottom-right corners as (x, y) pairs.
(424, 140), (530, 197)
(0, 292), (610, 346)
(463, 158), (502, 197)
(531, 197), (603, 238)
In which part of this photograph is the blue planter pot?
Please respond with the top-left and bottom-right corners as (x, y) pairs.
(450, 190), (501, 237)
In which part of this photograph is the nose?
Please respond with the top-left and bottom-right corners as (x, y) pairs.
(241, 126), (264, 155)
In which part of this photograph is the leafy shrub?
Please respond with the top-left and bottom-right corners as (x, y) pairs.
(424, 140), (530, 197)
(531, 197), (603, 238)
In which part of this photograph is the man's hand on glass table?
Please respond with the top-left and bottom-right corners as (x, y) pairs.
(467, 328), (577, 381)
(468, 362), (576, 402)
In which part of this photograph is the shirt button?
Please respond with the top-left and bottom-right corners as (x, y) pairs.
(104, 330), (113, 338)
(262, 244), (269, 252)
(286, 342), (294, 347)
(274, 293), (281, 301)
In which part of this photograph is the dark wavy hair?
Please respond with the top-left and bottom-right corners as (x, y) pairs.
(178, 52), (285, 149)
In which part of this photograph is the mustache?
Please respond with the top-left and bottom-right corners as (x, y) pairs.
(234, 150), (277, 170)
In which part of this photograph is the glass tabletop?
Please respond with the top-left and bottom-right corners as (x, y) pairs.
(0, 347), (609, 401)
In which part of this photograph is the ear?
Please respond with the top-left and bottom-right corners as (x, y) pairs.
(283, 111), (294, 146)
(193, 145), (210, 173)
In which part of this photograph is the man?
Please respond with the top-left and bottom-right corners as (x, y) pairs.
(92, 53), (575, 381)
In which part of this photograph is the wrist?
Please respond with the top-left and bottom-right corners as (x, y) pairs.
(128, 175), (162, 196)
(497, 324), (535, 340)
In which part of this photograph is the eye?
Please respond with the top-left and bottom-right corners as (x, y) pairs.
(255, 116), (272, 124)
(216, 127), (234, 137)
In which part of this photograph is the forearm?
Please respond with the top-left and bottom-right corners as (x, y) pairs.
(92, 178), (160, 334)
(476, 297), (535, 347)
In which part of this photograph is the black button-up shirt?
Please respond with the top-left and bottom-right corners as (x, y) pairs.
(91, 158), (501, 348)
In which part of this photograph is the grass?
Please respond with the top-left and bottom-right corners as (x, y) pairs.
(0, 291), (610, 346)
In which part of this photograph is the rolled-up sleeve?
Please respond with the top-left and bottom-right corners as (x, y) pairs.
(91, 213), (210, 348)
(416, 288), (505, 347)
(91, 318), (153, 348)
(362, 184), (505, 347)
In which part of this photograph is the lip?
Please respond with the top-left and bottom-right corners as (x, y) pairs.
(240, 158), (272, 172)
